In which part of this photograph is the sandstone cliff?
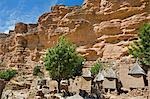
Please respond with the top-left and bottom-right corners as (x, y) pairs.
(0, 0), (150, 98)
(0, 0), (149, 69)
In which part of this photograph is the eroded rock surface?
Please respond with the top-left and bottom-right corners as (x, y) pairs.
(0, 0), (149, 98)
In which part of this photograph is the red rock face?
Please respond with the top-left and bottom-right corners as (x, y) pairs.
(0, 0), (149, 69)
(15, 22), (28, 33)
(0, 0), (149, 98)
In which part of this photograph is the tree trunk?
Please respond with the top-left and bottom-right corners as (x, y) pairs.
(57, 79), (61, 93)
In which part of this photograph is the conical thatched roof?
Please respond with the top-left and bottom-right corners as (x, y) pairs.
(94, 72), (104, 82)
(128, 62), (146, 75)
(82, 70), (91, 78)
(102, 68), (117, 79)
(67, 94), (83, 99)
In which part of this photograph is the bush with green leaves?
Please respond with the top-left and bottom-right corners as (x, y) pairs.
(33, 65), (41, 76)
(44, 36), (84, 92)
(91, 60), (103, 76)
(0, 69), (17, 81)
(129, 23), (150, 66)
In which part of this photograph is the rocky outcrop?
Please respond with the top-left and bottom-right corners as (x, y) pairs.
(15, 22), (28, 33)
(0, 0), (149, 72)
(0, 0), (149, 98)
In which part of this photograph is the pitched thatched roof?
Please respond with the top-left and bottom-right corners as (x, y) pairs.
(94, 72), (104, 82)
(102, 68), (117, 79)
(83, 61), (94, 68)
(82, 70), (91, 78)
(67, 94), (83, 99)
(128, 62), (146, 75)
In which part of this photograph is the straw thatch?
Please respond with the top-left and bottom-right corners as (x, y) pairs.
(102, 68), (117, 79)
(94, 72), (104, 82)
(128, 62), (146, 75)
(82, 70), (91, 78)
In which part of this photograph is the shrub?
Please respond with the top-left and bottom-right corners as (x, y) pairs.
(33, 65), (41, 76)
(91, 60), (103, 76)
(0, 69), (17, 81)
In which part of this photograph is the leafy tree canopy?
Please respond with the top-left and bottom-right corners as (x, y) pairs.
(129, 23), (150, 66)
(44, 36), (84, 81)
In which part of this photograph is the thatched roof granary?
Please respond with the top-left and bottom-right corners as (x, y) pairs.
(94, 72), (104, 82)
(128, 62), (146, 75)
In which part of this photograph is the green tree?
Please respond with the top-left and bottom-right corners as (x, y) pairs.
(129, 23), (150, 66)
(44, 36), (84, 92)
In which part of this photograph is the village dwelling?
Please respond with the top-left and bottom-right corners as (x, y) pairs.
(102, 68), (118, 93)
(92, 72), (105, 95)
(68, 62), (93, 94)
(81, 69), (92, 93)
(93, 72), (104, 90)
(94, 72), (104, 82)
(48, 80), (58, 93)
(128, 62), (146, 89)
(68, 77), (82, 93)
